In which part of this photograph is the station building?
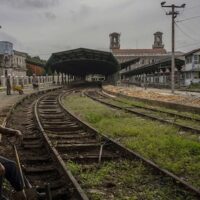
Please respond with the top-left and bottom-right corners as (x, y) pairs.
(110, 32), (168, 64)
(110, 32), (200, 87)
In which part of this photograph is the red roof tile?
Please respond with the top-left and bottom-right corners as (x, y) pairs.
(112, 48), (167, 54)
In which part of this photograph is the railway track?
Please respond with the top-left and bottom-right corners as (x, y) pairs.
(37, 89), (200, 199)
(85, 90), (200, 135)
(37, 92), (120, 164)
(5, 88), (200, 199)
(6, 91), (88, 200)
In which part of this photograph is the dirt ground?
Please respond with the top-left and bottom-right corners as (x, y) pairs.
(104, 85), (200, 107)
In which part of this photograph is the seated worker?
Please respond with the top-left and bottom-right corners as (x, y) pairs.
(0, 126), (25, 200)
(12, 78), (24, 95)
(0, 156), (25, 200)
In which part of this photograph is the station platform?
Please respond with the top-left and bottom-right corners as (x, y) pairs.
(0, 84), (60, 123)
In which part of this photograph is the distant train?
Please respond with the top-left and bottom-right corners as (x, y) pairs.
(86, 74), (105, 82)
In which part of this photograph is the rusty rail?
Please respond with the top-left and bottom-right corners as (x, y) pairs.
(34, 95), (89, 200)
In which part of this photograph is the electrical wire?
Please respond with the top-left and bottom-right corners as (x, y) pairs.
(176, 15), (200, 22)
(175, 22), (199, 42)
(186, 4), (200, 10)
(177, 41), (200, 49)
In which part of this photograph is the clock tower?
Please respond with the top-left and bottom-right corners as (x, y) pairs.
(109, 32), (120, 50)
(153, 32), (164, 49)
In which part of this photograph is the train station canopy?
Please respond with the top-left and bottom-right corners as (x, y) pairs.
(121, 57), (185, 76)
(120, 58), (140, 70)
(46, 48), (120, 76)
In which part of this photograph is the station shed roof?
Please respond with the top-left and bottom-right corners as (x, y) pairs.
(121, 57), (185, 76)
(120, 58), (140, 69)
(46, 48), (120, 76)
(184, 48), (200, 56)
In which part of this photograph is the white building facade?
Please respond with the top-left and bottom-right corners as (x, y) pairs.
(12, 50), (27, 77)
(0, 41), (27, 77)
(183, 49), (200, 86)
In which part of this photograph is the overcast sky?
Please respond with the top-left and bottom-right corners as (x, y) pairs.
(0, 0), (200, 59)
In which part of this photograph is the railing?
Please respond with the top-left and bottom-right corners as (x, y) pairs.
(0, 75), (57, 88)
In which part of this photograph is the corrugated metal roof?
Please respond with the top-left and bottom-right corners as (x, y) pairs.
(46, 48), (120, 76)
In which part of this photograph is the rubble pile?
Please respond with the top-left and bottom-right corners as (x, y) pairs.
(104, 85), (200, 107)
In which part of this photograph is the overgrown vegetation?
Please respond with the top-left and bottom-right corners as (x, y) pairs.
(101, 96), (200, 129)
(67, 160), (198, 200)
(63, 93), (200, 189)
(188, 83), (200, 90)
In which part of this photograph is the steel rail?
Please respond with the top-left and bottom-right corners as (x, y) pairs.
(99, 90), (200, 122)
(59, 90), (200, 198)
(34, 95), (89, 200)
(86, 91), (200, 135)
(0, 87), (62, 199)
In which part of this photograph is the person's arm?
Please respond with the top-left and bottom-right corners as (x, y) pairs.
(0, 126), (23, 143)
(0, 162), (5, 176)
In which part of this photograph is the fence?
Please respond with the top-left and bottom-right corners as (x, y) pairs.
(0, 75), (56, 88)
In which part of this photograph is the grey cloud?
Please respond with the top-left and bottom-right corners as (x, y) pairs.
(0, 0), (60, 9)
(45, 12), (56, 20)
(0, 31), (26, 51)
(51, 44), (72, 51)
(79, 5), (91, 17)
(70, 4), (91, 22)
(0, 32), (19, 44)
(114, 0), (135, 10)
(1, 0), (199, 60)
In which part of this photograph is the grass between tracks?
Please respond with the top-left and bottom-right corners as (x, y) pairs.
(67, 160), (197, 200)
(101, 96), (200, 130)
(63, 93), (200, 189)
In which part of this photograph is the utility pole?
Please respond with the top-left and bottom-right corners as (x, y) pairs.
(161, 2), (186, 93)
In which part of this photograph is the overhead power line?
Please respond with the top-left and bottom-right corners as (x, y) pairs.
(177, 15), (200, 22)
(175, 22), (199, 42)
(177, 41), (200, 49)
(186, 4), (200, 10)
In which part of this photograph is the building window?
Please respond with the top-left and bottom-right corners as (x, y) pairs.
(194, 55), (199, 64)
(186, 56), (192, 64)
(186, 72), (191, 79)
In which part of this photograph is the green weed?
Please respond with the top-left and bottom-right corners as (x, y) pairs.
(63, 94), (200, 189)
